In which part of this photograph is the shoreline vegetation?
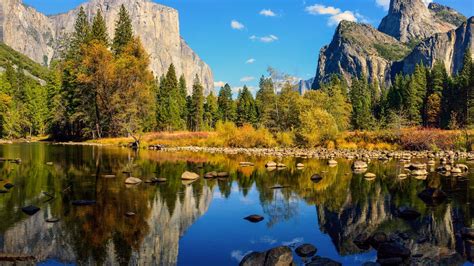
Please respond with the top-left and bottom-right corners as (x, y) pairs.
(0, 6), (473, 155)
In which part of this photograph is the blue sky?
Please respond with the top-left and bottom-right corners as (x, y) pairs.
(24, 0), (474, 92)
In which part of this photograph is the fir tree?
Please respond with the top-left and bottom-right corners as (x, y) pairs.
(91, 9), (109, 46)
(350, 75), (374, 130)
(217, 83), (235, 122)
(189, 75), (204, 131)
(204, 91), (218, 129)
(236, 86), (257, 126)
(255, 76), (276, 128)
(112, 5), (133, 55)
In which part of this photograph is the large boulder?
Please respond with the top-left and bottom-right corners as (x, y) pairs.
(353, 161), (368, 170)
(181, 171), (199, 180)
(239, 246), (294, 266)
(125, 177), (142, 185)
(377, 242), (411, 260)
(295, 243), (317, 258)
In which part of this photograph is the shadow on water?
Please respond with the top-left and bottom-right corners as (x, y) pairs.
(0, 143), (472, 265)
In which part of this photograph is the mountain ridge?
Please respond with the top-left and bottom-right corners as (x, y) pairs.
(311, 0), (472, 90)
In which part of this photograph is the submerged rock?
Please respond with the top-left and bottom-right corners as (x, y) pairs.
(46, 218), (60, 223)
(295, 243), (317, 257)
(369, 232), (388, 249)
(265, 161), (277, 168)
(418, 188), (447, 205)
(72, 200), (96, 206)
(397, 206), (421, 220)
(377, 242), (411, 260)
(353, 161), (368, 170)
(240, 246), (294, 266)
(244, 215), (264, 223)
(22, 205), (40, 216)
(306, 256), (341, 266)
(204, 172), (217, 179)
(311, 174), (323, 183)
(217, 172), (229, 177)
(364, 173), (376, 180)
(181, 171), (199, 180)
(4, 183), (14, 189)
(354, 233), (370, 250)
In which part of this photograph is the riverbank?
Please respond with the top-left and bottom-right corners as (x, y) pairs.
(87, 128), (474, 152)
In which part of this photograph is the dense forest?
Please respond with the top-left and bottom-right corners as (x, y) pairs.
(0, 5), (473, 144)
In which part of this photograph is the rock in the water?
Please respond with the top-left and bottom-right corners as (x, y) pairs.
(328, 159), (338, 166)
(46, 218), (60, 223)
(354, 233), (370, 250)
(156, 178), (167, 183)
(45, 162), (53, 166)
(4, 183), (14, 189)
(72, 200), (96, 206)
(377, 242), (411, 260)
(364, 173), (376, 180)
(217, 172), (229, 177)
(306, 256), (342, 266)
(397, 206), (421, 220)
(181, 171), (199, 180)
(240, 162), (254, 167)
(0, 190), (8, 194)
(456, 164), (468, 172)
(369, 232), (388, 249)
(418, 188), (447, 205)
(265, 161), (277, 168)
(125, 212), (136, 217)
(240, 246), (294, 266)
(22, 205), (40, 215)
(277, 163), (287, 168)
(204, 172), (217, 179)
(102, 174), (116, 178)
(244, 215), (264, 223)
(353, 161), (368, 170)
(296, 163), (305, 168)
(125, 177), (142, 185)
(311, 174), (323, 183)
(295, 243), (317, 257)
(398, 174), (408, 179)
(411, 169), (428, 176)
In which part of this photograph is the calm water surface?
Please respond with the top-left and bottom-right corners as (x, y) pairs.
(0, 143), (472, 265)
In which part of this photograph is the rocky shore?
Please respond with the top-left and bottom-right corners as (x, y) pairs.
(156, 146), (474, 161)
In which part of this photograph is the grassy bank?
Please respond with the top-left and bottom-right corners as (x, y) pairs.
(88, 126), (474, 152)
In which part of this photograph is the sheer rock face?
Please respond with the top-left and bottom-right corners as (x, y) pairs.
(378, 0), (461, 43)
(0, 0), (213, 94)
(394, 17), (474, 76)
(312, 21), (408, 89)
(311, 0), (470, 90)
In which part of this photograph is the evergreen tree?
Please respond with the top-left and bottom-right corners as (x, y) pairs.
(425, 62), (448, 127)
(255, 76), (276, 128)
(403, 64), (427, 125)
(69, 7), (91, 57)
(189, 75), (204, 131)
(112, 5), (133, 55)
(178, 75), (188, 129)
(156, 64), (182, 131)
(236, 86), (257, 126)
(350, 75), (374, 130)
(91, 9), (109, 46)
(203, 91), (218, 129)
(272, 82), (301, 131)
(217, 83), (236, 122)
(458, 51), (473, 127)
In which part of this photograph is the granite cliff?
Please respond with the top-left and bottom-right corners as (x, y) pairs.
(0, 0), (213, 94)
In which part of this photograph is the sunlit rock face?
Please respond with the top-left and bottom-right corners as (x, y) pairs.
(0, 185), (213, 265)
(378, 0), (462, 43)
(0, 0), (214, 94)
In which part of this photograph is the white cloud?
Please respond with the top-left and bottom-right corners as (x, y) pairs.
(214, 81), (226, 88)
(260, 9), (277, 17)
(250, 34), (278, 43)
(305, 4), (340, 15)
(305, 4), (357, 26)
(240, 76), (255, 82)
(231, 20), (245, 30)
(376, 0), (432, 10)
(246, 58), (256, 64)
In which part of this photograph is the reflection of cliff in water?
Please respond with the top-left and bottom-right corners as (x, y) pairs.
(0, 185), (212, 265)
(316, 179), (467, 262)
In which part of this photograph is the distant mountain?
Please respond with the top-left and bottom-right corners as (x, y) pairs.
(311, 0), (472, 89)
(0, 0), (214, 94)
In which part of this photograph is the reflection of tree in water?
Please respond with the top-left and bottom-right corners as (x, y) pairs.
(261, 189), (299, 227)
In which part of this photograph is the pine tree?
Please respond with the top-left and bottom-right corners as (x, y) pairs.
(177, 75), (188, 129)
(350, 75), (374, 130)
(91, 9), (109, 46)
(156, 64), (181, 131)
(217, 83), (235, 122)
(189, 75), (204, 131)
(425, 62), (448, 127)
(236, 86), (257, 126)
(458, 51), (473, 127)
(112, 5), (133, 55)
(69, 7), (91, 57)
(203, 91), (218, 129)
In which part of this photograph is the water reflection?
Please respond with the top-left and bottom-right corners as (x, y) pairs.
(0, 143), (472, 265)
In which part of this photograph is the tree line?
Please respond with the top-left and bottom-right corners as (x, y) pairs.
(0, 5), (472, 142)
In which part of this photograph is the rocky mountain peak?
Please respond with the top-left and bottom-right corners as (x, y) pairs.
(0, 0), (214, 94)
(378, 0), (460, 42)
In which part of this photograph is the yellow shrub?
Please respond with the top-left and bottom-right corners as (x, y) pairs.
(276, 132), (295, 147)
